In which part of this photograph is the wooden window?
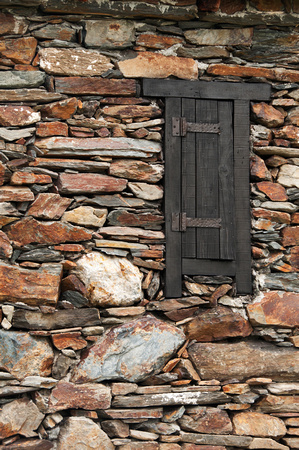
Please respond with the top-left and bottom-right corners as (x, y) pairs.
(143, 80), (271, 297)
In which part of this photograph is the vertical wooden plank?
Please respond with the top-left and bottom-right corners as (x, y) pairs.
(182, 98), (196, 258)
(165, 97), (182, 297)
(218, 101), (235, 260)
(196, 99), (220, 259)
(234, 100), (252, 294)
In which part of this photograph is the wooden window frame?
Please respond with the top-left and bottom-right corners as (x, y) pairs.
(143, 79), (271, 297)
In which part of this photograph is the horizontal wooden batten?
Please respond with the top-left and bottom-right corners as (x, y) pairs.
(182, 259), (236, 276)
(143, 79), (271, 101)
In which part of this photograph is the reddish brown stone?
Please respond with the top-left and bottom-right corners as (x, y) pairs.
(282, 226), (299, 246)
(273, 125), (299, 143)
(252, 103), (285, 128)
(47, 381), (111, 413)
(55, 77), (136, 95)
(250, 155), (272, 181)
(119, 52), (198, 80)
(0, 36), (37, 64)
(256, 395), (299, 413)
(207, 64), (299, 83)
(0, 161), (10, 186)
(5, 217), (92, 247)
(256, 181), (288, 201)
(0, 105), (40, 126)
(109, 159), (163, 182)
(252, 246), (268, 259)
(0, 230), (12, 259)
(56, 173), (127, 194)
(54, 244), (85, 252)
(108, 209), (163, 228)
(11, 171), (52, 185)
(0, 439), (53, 449)
(69, 126), (94, 138)
(182, 445), (226, 450)
(179, 407), (232, 435)
(136, 34), (184, 49)
(36, 121), (68, 137)
(0, 13), (28, 36)
(61, 274), (88, 297)
(220, 0), (246, 13)
(51, 332), (87, 351)
(41, 97), (78, 120)
(249, 0), (284, 11)
(253, 207), (290, 224)
(0, 186), (34, 202)
(0, 262), (62, 306)
(26, 193), (72, 220)
(272, 138), (290, 147)
(184, 306), (252, 342)
(197, 0), (220, 11)
(247, 291), (299, 327)
(103, 104), (162, 119)
(292, 213), (299, 224)
(209, 284), (231, 307)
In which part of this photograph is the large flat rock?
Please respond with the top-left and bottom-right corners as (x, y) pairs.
(0, 398), (44, 439)
(35, 137), (161, 158)
(85, 19), (135, 48)
(56, 173), (127, 194)
(0, 70), (45, 88)
(39, 48), (113, 76)
(72, 316), (185, 383)
(0, 262), (62, 306)
(247, 291), (299, 327)
(0, 330), (54, 379)
(189, 340), (299, 381)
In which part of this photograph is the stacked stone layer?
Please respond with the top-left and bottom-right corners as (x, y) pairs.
(0, 1), (299, 449)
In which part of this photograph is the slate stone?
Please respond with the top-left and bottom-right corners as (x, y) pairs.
(232, 412), (286, 438)
(0, 330), (54, 379)
(247, 291), (299, 327)
(252, 102), (285, 128)
(13, 308), (100, 330)
(207, 64), (299, 83)
(40, 97), (78, 120)
(178, 407), (232, 434)
(189, 340), (299, 381)
(48, 381), (111, 412)
(56, 173), (126, 194)
(0, 398), (44, 439)
(128, 182), (163, 201)
(85, 19), (135, 48)
(0, 12), (28, 36)
(0, 186), (34, 202)
(39, 48), (113, 76)
(119, 52), (198, 80)
(107, 209), (163, 229)
(43, 0), (197, 21)
(0, 70), (45, 88)
(256, 181), (288, 201)
(6, 217), (92, 246)
(0, 262), (62, 306)
(61, 290), (89, 308)
(26, 193), (72, 219)
(184, 306), (252, 342)
(0, 127), (36, 141)
(72, 316), (185, 383)
(51, 332), (87, 351)
(73, 252), (143, 307)
(256, 395), (299, 413)
(30, 157), (109, 172)
(137, 33), (184, 49)
(0, 439), (53, 449)
(0, 105), (40, 127)
(0, 230), (13, 258)
(62, 206), (107, 227)
(180, 432), (253, 447)
(103, 104), (162, 119)
(0, 36), (37, 65)
(259, 273), (299, 292)
(11, 171), (52, 185)
(184, 28), (252, 46)
(35, 136), (161, 158)
(55, 77), (136, 95)
(177, 46), (229, 58)
(32, 23), (77, 41)
(57, 417), (114, 450)
(18, 248), (62, 262)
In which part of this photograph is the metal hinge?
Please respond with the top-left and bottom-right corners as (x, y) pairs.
(172, 117), (220, 137)
(172, 213), (221, 232)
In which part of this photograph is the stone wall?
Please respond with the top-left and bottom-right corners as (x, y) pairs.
(0, 1), (299, 449)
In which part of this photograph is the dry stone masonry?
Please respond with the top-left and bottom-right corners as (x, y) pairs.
(0, 0), (299, 449)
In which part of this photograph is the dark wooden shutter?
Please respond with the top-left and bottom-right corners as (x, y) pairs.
(143, 80), (271, 297)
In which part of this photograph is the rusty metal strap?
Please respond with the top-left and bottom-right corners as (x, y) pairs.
(172, 117), (220, 136)
(172, 213), (221, 232)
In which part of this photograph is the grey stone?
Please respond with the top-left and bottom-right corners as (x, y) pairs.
(0, 398), (44, 439)
(189, 339), (299, 381)
(57, 417), (114, 450)
(258, 273), (299, 293)
(128, 182), (163, 201)
(0, 71), (45, 88)
(72, 316), (185, 383)
(0, 127), (36, 141)
(180, 431), (252, 447)
(0, 330), (54, 380)
(61, 291), (89, 308)
(85, 19), (135, 49)
(184, 28), (252, 46)
(18, 248), (62, 262)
